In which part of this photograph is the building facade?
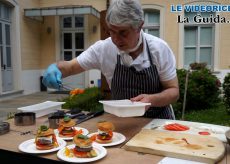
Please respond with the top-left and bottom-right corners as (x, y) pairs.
(0, 0), (230, 98)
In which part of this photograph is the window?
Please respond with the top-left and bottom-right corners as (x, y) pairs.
(0, 3), (12, 69)
(60, 15), (85, 89)
(143, 10), (160, 37)
(61, 16), (84, 61)
(0, 2), (13, 92)
(184, 12), (214, 69)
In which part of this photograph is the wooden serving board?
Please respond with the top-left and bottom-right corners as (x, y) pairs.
(124, 129), (225, 164)
(143, 119), (230, 142)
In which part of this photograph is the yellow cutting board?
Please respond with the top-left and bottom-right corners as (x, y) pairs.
(124, 129), (225, 164)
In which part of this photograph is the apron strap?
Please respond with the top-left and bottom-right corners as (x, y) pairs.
(145, 39), (154, 66)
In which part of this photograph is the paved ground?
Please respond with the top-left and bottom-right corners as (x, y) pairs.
(0, 92), (69, 113)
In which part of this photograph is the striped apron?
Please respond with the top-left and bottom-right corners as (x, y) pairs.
(111, 41), (174, 119)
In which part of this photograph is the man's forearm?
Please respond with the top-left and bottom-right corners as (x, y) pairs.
(150, 88), (179, 107)
(56, 59), (85, 78)
(56, 61), (72, 78)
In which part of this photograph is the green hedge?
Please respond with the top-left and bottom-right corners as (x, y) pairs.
(172, 68), (221, 116)
(61, 87), (104, 112)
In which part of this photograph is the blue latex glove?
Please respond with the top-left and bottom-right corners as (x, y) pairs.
(42, 64), (62, 89)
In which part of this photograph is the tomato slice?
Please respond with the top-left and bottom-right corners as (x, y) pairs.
(170, 124), (183, 131)
(58, 125), (64, 132)
(174, 123), (190, 130)
(198, 131), (210, 135)
(164, 123), (189, 131)
(90, 134), (97, 141)
(97, 134), (112, 140)
(60, 132), (75, 137)
(52, 134), (59, 147)
(74, 129), (83, 135)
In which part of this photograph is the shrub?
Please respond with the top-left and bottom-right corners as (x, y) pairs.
(223, 73), (230, 114)
(172, 68), (221, 115)
(61, 87), (104, 112)
(190, 62), (207, 70)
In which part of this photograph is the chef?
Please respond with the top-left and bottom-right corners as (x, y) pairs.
(42, 0), (179, 119)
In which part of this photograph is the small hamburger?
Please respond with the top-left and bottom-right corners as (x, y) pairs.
(58, 116), (77, 137)
(35, 125), (59, 150)
(96, 121), (114, 144)
(72, 134), (97, 158)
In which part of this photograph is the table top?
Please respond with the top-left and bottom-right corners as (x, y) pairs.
(0, 113), (229, 164)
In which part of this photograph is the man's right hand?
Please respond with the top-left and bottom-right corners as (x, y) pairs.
(42, 64), (62, 89)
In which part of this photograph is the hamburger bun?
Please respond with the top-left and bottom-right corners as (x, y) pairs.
(59, 118), (75, 127)
(37, 128), (54, 137)
(36, 144), (54, 150)
(97, 121), (115, 132)
(96, 137), (112, 143)
(58, 130), (75, 137)
(73, 134), (92, 148)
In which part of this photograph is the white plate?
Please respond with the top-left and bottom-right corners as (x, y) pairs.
(57, 143), (107, 163)
(88, 132), (126, 147)
(54, 127), (89, 140)
(18, 138), (66, 154)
